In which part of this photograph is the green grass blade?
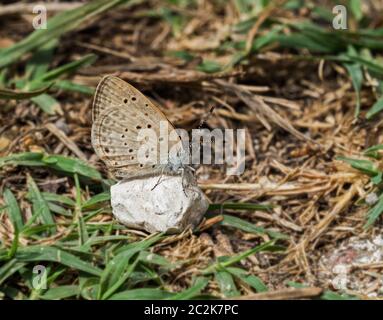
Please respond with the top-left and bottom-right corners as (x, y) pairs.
(53, 80), (94, 95)
(221, 214), (288, 239)
(3, 188), (23, 231)
(47, 203), (72, 217)
(29, 54), (97, 87)
(40, 285), (80, 300)
(168, 277), (209, 300)
(345, 54), (383, 76)
(74, 174), (88, 245)
(227, 267), (268, 292)
(41, 192), (76, 207)
(25, 39), (58, 80)
(27, 175), (56, 234)
(99, 234), (163, 299)
(344, 63), (363, 117)
(109, 288), (174, 300)
(197, 60), (223, 73)
(0, 84), (52, 100)
(215, 271), (239, 298)
(0, 152), (44, 167)
(7, 232), (19, 259)
(320, 290), (359, 300)
(15, 246), (102, 276)
(82, 192), (110, 209)
(42, 154), (103, 181)
(0, 260), (26, 285)
(31, 93), (61, 115)
(208, 202), (273, 211)
(337, 156), (380, 176)
(364, 193), (383, 229)
(366, 97), (383, 119)
(364, 144), (383, 159)
(139, 251), (175, 268)
(349, 0), (363, 21)
(287, 281), (358, 300)
(0, 0), (138, 69)
(101, 258), (140, 300)
(0, 152), (103, 181)
(203, 240), (283, 274)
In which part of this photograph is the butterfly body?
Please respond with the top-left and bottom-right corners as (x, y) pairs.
(167, 148), (189, 171)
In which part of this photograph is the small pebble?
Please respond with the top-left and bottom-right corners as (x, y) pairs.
(366, 192), (379, 205)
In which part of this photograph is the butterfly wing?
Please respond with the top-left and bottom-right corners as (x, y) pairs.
(93, 75), (175, 123)
(93, 75), (135, 122)
(91, 75), (185, 179)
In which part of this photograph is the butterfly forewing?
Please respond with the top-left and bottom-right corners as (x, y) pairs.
(91, 75), (184, 179)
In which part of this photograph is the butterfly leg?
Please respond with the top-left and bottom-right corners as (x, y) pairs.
(151, 167), (166, 191)
(151, 174), (163, 191)
(181, 168), (190, 197)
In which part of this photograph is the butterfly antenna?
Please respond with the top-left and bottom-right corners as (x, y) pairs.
(188, 105), (216, 151)
(196, 105), (216, 130)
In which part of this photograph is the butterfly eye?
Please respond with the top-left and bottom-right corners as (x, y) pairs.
(159, 137), (163, 141)
(139, 164), (143, 168)
(152, 165), (155, 168)
(129, 149), (133, 153)
(125, 128), (128, 132)
(124, 143), (127, 146)
(136, 125), (142, 130)
(121, 134), (125, 138)
(105, 147), (110, 153)
(147, 124), (152, 128)
(123, 98), (128, 103)
(132, 96), (137, 101)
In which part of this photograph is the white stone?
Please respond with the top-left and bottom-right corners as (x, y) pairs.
(110, 171), (209, 233)
(366, 192), (379, 205)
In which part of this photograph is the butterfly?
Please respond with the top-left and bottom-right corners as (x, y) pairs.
(91, 75), (190, 180)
